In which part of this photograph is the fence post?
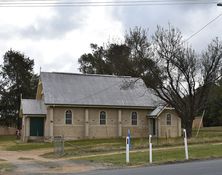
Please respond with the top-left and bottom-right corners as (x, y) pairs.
(126, 136), (130, 163)
(149, 135), (152, 163)
(183, 129), (189, 160)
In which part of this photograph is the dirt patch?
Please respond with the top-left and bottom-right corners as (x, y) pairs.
(12, 160), (99, 174)
(0, 162), (16, 174)
(0, 149), (101, 174)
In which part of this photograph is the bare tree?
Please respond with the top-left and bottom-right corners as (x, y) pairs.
(150, 25), (222, 137)
(78, 25), (222, 137)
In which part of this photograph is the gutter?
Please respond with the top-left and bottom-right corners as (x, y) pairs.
(44, 103), (155, 110)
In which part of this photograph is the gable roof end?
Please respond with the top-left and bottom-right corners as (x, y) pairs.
(21, 99), (47, 115)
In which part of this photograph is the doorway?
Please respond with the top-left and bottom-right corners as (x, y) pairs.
(30, 117), (44, 136)
(149, 118), (156, 136)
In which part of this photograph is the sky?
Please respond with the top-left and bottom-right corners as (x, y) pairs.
(0, 0), (221, 74)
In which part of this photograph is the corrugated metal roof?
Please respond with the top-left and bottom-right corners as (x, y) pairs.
(21, 99), (47, 115)
(40, 72), (161, 108)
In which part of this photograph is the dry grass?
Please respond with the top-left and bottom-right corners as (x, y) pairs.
(74, 143), (222, 166)
(18, 157), (34, 160)
(42, 126), (222, 159)
(0, 162), (15, 173)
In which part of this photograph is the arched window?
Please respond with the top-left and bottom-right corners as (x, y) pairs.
(131, 112), (137, 125)
(100, 111), (106, 125)
(65, 110), (72, 124)
(166, 114), (171, 125)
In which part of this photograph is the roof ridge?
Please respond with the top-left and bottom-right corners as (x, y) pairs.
(41, 71), (133, 78)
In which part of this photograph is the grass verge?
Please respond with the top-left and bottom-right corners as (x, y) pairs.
(0, 162), (16, 173)
(0, 135), (53, 151)
(6, 142), (53, 151)
(1, 127), (222, 153)
(73, 143), (222, 166)
(18, 157), (34, 160)
(0, 136), (16, 143)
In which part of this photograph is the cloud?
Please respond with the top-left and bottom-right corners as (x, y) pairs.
(0, 2), (87, 40)
(0, 2), (221, 74)
(0, 4), (124, 73)
(111, 4), (222, 51)
(19, 6), (87, 39)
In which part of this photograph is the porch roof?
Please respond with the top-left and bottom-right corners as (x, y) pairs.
(21, 99), (47, 115)
(148, 105), (165, 118)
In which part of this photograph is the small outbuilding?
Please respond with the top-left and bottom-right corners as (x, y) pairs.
(148, 105), (181, 138)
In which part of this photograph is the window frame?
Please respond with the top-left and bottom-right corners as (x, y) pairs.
(99, 111), (106, 125)
(65, 110), (73, 125)
(131, 112), (138, 126)
(166, 113), (172, 125)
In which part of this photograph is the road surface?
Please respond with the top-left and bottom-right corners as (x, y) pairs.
(72, 159), (222, 175)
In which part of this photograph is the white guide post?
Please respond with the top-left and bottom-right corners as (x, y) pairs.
(183, 129), (189, 160)
(149, 135), (152, 163)
(126, 136), (130, 163)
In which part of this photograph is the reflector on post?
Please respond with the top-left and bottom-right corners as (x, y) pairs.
(149, 135), (152, 163)
(126, 136), (130, 163)
(183, 129), (189, 160)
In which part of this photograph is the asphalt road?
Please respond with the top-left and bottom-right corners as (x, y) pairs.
(72, 159), (222, 175)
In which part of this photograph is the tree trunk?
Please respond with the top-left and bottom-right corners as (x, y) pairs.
(185, 120), (193, 138)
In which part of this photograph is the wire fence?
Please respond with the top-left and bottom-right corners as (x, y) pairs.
(54, 136), (65, 157)
(48, 128), (222, 166)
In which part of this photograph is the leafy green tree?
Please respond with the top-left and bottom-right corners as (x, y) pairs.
(78, 27), (157, 86)
(204, 80), (222, 126)
(78, 44), (108, 74)
(0, 50), (38, 128)
(79, 43), (133, 75)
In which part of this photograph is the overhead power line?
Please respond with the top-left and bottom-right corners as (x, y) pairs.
(0, 0), (218, 2)
(0, 0), (215, 1)
(184, 13), (222, 42)
(0, 0), (218, 7)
